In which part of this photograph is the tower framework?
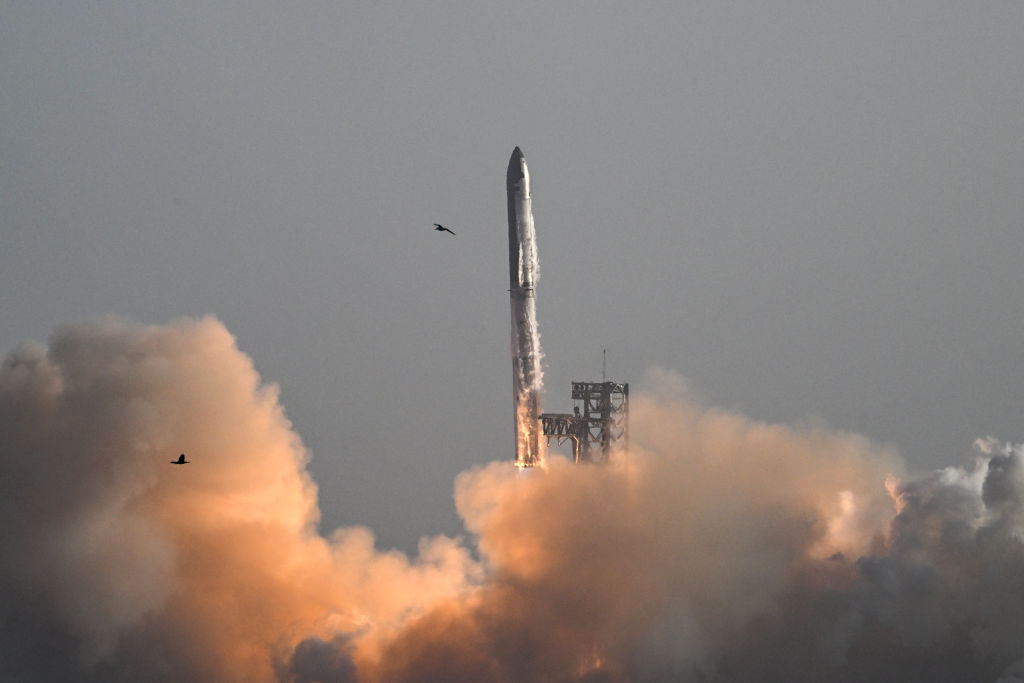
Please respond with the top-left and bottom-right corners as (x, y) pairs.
(540, 381), (629, 463)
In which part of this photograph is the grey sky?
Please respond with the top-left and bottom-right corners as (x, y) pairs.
(2, 1), (1022, 552)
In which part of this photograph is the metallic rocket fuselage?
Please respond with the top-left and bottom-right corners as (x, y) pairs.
(507, 147), (545, 467)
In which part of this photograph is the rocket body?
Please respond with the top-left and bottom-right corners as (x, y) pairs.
(507, 147), (545, 467)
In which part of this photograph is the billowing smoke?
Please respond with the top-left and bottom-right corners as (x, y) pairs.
(3, 318), (1024, 681)
(0, 317), (476, 681)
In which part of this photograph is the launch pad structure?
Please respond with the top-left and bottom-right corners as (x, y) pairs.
(539, 381), (629, 464)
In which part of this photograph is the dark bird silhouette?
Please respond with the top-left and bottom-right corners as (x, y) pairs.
(434, 223), (456, 236)
(171, 453), (189, 464)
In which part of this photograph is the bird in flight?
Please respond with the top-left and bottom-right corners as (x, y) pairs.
(434, 223), (456, 236)
(171, 454), (189, 464)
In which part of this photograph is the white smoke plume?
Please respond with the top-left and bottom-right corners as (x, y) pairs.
(3, 318), (1024, 681)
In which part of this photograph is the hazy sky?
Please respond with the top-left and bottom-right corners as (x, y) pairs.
(3, 1), (1023, 553)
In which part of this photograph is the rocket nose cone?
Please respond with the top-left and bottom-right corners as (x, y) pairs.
(507, 146), (527, 182)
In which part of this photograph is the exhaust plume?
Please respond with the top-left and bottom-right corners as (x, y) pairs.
(3, 319), (1024, 681)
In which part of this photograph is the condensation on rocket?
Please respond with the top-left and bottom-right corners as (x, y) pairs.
(507, 146), (546, 467)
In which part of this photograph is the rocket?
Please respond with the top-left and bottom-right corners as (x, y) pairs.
(507, 147), (545, 467)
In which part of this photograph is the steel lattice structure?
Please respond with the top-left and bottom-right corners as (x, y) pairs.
(539, 381), (628, 463)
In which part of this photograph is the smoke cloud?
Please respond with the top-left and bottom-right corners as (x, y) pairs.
(0, 317), (476, 681)
(3, 317), (1024, 681)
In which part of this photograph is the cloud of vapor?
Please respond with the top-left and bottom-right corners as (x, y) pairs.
(4, 318), (1024, 682)
(0, 317), (477, 681)
(370, 376), (1024, 683)
(360, 372), (905, 682)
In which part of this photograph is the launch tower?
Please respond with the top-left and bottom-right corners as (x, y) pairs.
(539, 381), (629, 464)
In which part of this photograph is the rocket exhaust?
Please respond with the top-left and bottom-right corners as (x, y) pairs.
(507, 147), (545, 467)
